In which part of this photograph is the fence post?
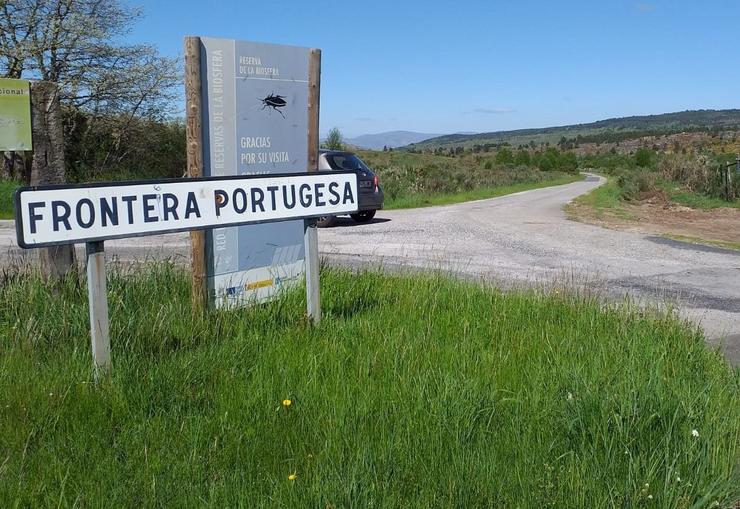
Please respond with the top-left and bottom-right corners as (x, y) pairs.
(728, 161), (734, 200)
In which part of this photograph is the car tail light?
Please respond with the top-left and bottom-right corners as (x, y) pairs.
(373, 174), (378, 191)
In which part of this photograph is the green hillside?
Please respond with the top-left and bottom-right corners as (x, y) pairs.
(408, 109), (740, 150)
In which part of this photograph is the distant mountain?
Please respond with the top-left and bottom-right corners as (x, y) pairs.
(344, 131), (442, 150)
(407, 109), (740, 150)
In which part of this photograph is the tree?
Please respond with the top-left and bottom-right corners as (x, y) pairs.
(0, 0), (180, 178)
(324, 127), (344, 150)
(1, 0), (178, 113)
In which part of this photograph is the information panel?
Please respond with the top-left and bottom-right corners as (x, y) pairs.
(200, 37), (311, 307)
(0, 78), (32, 151)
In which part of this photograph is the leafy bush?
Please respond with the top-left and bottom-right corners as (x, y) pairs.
(579, 153), (636, 174)
(532, 148), (579, 173)
(616, 169), (656, 201)
(494, 148), (514, 165)
(64, 110), (187, 182)
(634, 148), (654, 168)
(514, 150), (532, 166)
(359, 151), (571, 203)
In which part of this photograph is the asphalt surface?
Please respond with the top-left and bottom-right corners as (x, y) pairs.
(2, 175), (739, 364)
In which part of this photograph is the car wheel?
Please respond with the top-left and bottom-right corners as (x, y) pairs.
(350, 210), (376, 223)
(316, 215), (336, 227)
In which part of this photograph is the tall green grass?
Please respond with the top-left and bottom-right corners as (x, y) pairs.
(0, 265), (738, 507)
(656, 181), (740, 210)
(0, 180), (20, 219)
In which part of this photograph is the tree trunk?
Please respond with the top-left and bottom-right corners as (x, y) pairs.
(29, 81), (77, 278)
(1, 151), (12, 180)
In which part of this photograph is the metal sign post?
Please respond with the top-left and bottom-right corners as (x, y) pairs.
(304, 219), (321, 322)
(14, 171), (359, 371)
(86, 241), (110, 374)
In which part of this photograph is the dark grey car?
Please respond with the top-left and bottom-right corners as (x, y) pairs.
(317, 150), (384, 227)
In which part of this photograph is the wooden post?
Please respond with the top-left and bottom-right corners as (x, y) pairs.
(86, 241), (110, 375)
(728, 163), (734, 201)
(304, 49), (322, 323)
(29, 81), (76, 278)
(184, 36), (207, 313)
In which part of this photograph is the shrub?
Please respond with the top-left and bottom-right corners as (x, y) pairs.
(514, 150), (531, 166)
(634, 148), (654, 168)
(659, 155), (711, 193)
(616, 169), (655, 201)
(495, 148), (514, 165)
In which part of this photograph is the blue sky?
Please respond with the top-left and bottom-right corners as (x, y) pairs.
(130, 0), (740, 137)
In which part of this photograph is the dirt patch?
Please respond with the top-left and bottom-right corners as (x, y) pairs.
(568, 200), (740, 247)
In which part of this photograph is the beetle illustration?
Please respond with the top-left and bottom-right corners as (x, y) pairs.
(260, 93), (287, 118)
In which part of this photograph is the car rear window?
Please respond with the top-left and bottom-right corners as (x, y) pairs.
(325, 154), (371, 172)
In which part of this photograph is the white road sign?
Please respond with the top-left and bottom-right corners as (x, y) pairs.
(15, 172), (358, 248)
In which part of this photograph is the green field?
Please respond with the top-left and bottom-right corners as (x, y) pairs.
(1, 265), (738, 507)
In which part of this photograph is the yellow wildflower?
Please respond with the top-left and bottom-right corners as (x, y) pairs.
(288, 472), (297, 481)
(282, 399), (292, 407)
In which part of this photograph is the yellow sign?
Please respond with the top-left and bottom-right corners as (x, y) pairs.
(0, 78), (33, 151)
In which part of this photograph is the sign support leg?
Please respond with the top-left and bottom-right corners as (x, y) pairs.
(184, 36), (207, 314)
(86, 241), (110, 375)
(304, 48), (322, 324)
(304, 219), (321, 323)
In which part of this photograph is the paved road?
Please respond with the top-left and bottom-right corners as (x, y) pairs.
(2, 175), (739, 364)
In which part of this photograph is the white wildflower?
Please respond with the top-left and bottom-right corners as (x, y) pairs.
(691, 429), (699, 438)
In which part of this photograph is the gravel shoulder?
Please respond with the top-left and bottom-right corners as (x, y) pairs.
(2, 175), (738, 364)
(567, 192), (740, 249)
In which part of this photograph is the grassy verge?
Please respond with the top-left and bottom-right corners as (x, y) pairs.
(565, 179), (636, 221)
(0, 180), (20, 219)
(1, 265), (738, 507)
(386, 174), (582, 209)
(656, 180), (740, 210)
